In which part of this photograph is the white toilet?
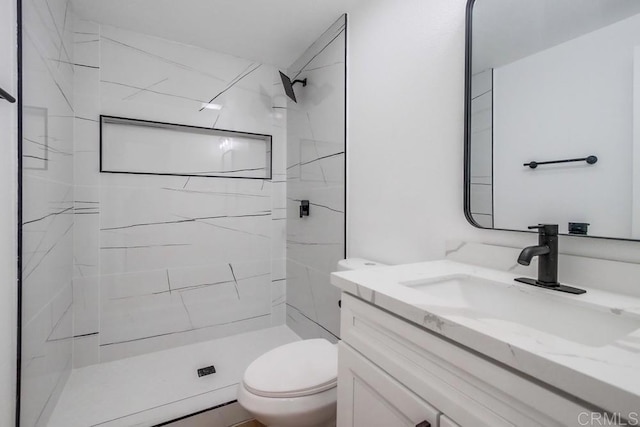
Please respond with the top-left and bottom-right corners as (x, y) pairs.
(237, 258), (385, 427)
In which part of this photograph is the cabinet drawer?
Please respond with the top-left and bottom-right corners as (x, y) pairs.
(338, 342), (440, 427)
(340, 293), (592, 427)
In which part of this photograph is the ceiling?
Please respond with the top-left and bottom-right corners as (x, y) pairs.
(472, 0), (640, 72)
(71, 0), (351, 68)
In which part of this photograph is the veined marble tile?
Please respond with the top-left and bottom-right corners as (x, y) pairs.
(288, 15), (346, 77)
(49, 282), (73, 339)
(22, 15), (74, 112)
(21, 175), (73, 237)
(73, 186), (100, 278)
(101, 290), (193, 346)
(286, 304), (339, 344)
(285, 260), (318, 325)
(73, 18), (100, 68)
(100, 180), (271, 228)
(21, 178), (74, 324)
(100, 259), (274, 359)
(22, 113), (74, 185)
(298, 141), (344, 184)
(180, 273), (270, 329)
(285, 16), (345, 342)
(286, 190), (344, 274)
(21, 1), (75, 424)
(72, 276), (99, 336)
(271, 257), (286, 281)
(99, 181), (271, 275)
(73, 67), (100, 117)
(271, 213), (287, 260)
(22, 302), (53, 374)
(100, 221), (270, 276)
(287, 87), (344, 152)
(287, 31), (345, 146)
(99, 24), (250, 89)
(21, 284), (73, 427)
(22, 106), (51, 171)
(73, 120), (99, 188)
(270, 274), (287, 326)
(286, 259), (340, 337)
(72, 333), (100, 369)
(101, 269), (170, 300)
(99, 314), (274, 363)
(99, 24), (279, 135)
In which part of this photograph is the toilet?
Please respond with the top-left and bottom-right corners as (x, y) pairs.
(237, 258), (385, 427)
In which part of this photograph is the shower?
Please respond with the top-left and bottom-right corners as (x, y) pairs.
(279, 71), (308, 103)
(18, 2), (346, 424)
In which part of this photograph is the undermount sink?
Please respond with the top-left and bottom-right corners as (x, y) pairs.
(400, 274), (640, 347)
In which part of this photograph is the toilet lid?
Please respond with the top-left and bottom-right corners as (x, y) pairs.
(242, 339), (338, 398)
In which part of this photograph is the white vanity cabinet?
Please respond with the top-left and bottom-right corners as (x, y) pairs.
(338, 342), (439, 427)
(336, 293), (597, 427)
(438, 416), (460, 427)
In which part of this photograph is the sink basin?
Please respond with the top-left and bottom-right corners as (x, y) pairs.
(400, 274), (640, 347)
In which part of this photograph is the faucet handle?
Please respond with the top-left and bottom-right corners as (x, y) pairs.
(528, 224), (558, 235)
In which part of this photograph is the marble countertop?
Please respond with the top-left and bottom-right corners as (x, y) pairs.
(331, 260), (640, 417)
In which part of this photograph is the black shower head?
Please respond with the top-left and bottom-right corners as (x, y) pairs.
(279, 71), (307, 103)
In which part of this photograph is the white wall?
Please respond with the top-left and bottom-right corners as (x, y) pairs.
(493, 14), (640, 238)
(346, 0), (640, 268)
(0, 0), (17, 424)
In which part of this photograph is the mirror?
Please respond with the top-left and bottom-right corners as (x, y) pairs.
(465, 0), (640, 240)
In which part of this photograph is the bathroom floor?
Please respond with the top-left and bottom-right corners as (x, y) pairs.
(168, 414), (266, 427)
(47, 326), (300, 427)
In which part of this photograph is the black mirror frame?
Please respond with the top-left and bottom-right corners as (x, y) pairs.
(463, 0), (480, 229)
(462, 0), (638, 242)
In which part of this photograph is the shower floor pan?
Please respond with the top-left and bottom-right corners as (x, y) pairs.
(47, 326), (300, 427)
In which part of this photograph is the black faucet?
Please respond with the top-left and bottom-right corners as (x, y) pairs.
(518, 224), (558, 283)
(515, 224), (586, 295)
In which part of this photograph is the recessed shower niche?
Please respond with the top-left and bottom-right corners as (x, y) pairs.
(100, 116), (273, 179)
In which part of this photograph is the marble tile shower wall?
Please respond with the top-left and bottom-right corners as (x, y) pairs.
(21, 0), (75, 425)
(72, 19), (287, 366)
(285, 17), (346, 342)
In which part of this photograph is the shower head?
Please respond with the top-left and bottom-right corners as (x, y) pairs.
(279, 71), (307, 103)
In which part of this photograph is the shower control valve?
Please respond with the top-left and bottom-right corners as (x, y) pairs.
(299, 200), (310, 218)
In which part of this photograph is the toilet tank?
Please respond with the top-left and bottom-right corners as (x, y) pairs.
(336, 258), (387, 271)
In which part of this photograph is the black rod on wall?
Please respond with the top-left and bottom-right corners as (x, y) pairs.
(0, 86), (16, 103)
(524, 155), (598, 169)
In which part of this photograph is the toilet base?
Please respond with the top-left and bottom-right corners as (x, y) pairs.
(237, 382), (337, 427)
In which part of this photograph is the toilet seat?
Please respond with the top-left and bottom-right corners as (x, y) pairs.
(242, 339), (338, 398)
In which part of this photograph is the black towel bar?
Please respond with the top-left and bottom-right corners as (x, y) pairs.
(524, 155), (597, 169)
(0, 86), (16, 104)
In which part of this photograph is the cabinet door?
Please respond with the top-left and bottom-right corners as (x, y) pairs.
(440, 415), (460, 427)
(337, 343), (440, 427)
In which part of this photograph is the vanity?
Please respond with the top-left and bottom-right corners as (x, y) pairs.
(330, 0), (640, 424)
(331, 255), (640, 426)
